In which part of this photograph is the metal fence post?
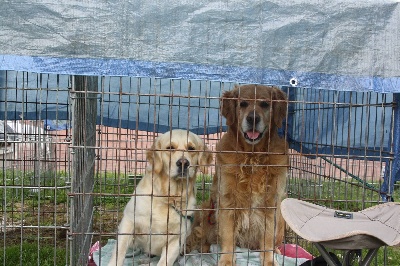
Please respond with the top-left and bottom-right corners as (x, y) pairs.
(70, 75), (98, 265)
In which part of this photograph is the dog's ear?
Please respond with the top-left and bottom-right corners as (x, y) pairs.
(198, 147), (213, 174)
(146, 137), (163, 174)
(194, 137), (213, 174)
(221, 86), (239, 126)
(272, 88), (288, 128)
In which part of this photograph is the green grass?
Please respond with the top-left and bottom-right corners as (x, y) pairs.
(1, 169), (399, 265)
(93, 172), (135, 208)
(0, 242), (67, 266)
(1, 170), (69, 228)
(377, 246), (400, 265)
(1, 169), (68, 206)
(196, 174), (212, 203)
(1, 170), (68, 265)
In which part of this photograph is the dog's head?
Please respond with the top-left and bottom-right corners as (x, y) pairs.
(221, 84), (287, 145)
(146, 129), (213, 179)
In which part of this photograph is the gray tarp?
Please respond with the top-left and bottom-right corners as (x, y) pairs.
(0, 1), (399, 92)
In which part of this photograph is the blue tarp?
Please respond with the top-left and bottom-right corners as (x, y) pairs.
(0, 72), (393, 157)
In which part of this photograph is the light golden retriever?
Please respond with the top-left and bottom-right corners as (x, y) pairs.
(210, 84), (289, 266)
(108, 129), (212, 266)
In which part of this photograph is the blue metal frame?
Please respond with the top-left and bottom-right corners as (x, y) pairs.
(381, 93), (400, 201)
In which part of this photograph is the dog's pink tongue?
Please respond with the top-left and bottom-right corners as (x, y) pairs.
(246, 131), (260, 140)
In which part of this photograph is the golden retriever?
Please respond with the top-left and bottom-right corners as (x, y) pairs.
(108, 129), (212, 266)
(211, 84), (289, 266)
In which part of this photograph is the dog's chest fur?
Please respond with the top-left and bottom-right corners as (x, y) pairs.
(216, 152), (286, 248)
(128, 176), (196, 255)
(224, 160), (276, 249)
(220, 153), (280, 197)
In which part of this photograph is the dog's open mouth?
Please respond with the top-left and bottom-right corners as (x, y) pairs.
(244, 130), (263, 142)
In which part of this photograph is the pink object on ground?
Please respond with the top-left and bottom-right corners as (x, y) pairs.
(278, 244), (314, 260)
(88, 241), (101, 266)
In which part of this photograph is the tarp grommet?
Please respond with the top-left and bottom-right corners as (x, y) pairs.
(290, 78), (298, 87)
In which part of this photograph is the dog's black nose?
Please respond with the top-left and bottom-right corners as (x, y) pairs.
(246, 113), (260, 125)
(176, 158), (190, 170)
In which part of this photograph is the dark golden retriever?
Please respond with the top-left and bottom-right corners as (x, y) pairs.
(210, 84), (289, 266)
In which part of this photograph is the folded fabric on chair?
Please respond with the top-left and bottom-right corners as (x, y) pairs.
(281, 198), (400, 250)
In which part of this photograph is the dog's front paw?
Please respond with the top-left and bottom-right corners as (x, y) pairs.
(218, 254), (236, 266)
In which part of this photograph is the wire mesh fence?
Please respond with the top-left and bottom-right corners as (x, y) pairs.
(1, 72), (72, 266)
(0, 71), (399, 265)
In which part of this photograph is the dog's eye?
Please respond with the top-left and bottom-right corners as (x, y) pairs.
(166, 146), (175, 150)
(188, 146), (196, 151)
(239, 101), (248, 108)
(260, 101), (269, 108)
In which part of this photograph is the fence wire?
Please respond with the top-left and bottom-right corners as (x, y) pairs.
(0, 72), (398, 265)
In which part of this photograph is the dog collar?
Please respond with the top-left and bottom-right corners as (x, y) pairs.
(171, 205), (194, 223)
